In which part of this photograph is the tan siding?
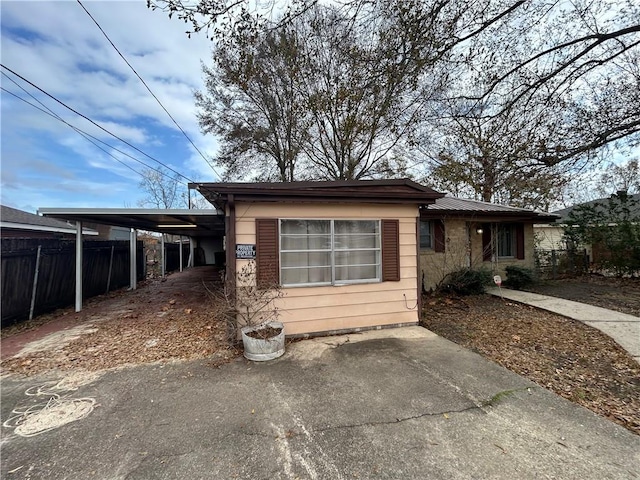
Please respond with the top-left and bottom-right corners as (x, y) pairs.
(235, 202), (419, 335)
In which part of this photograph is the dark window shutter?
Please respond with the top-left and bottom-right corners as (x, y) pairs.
(256, 218), (279, 287)
(381, 219), (400, 282)
(482, 223), (492, 261)
(434, 220), (445, 253)
(515, 223), (525, 259)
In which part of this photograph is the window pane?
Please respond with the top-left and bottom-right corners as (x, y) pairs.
(281, 220), (330, 235)
(334, 220), (378, 234)
(281, 234), (331, 250)
(420, 220), (432, 249)
(281, 266), (331, 285)
(336, 265), (378, 281)
(281, 251), (331, 268)
(335, 250), (379, 266)
(498, 225), (514, 257)
(334, 234), (379, 249)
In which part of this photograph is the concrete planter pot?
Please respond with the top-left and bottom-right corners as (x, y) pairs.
(241, 321), (285, 361)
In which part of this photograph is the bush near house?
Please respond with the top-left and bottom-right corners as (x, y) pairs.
(503, 266), (536, 289)
(439, 268), (492, 295)
(564, 192), (640, 276)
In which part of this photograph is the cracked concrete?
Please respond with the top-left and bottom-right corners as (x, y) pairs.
(2, 327), (639, 479)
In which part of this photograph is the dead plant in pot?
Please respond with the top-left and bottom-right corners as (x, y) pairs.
(206, 261), (285, 361)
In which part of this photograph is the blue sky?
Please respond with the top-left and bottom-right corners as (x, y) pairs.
(1, 0), (219, 213)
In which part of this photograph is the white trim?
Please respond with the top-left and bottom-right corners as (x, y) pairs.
(38, 208), (222, 215)
(0, 222), (98, 235)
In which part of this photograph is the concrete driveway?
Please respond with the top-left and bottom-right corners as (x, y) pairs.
(2, 327), (638, 479)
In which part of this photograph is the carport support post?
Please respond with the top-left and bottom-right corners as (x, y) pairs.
(179, 235), (184, 272)
(105, 245), (115, 294)
(161, 234), (166, 277)
(129, 228), (137, 290)
(75, 221), (83, 312)
(29, 245), (42, 320)
(188, 238), (194, 268)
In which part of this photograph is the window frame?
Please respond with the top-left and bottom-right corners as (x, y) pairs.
(419, 219), (433, 250)
(279, 218), (382, 287)
(497, 224), (516, 259)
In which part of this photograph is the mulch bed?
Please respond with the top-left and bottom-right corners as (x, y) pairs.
(422, 294), (640, 435)
(1, 273), (239, 376)
(524, 275), (640, 317)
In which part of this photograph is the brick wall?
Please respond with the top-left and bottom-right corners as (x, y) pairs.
(420, 220), (535, 292)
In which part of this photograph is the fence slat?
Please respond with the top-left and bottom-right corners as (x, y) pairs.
(1, 239), (144, 327)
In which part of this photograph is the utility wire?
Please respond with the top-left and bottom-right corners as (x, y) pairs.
(0, 63), (195, 184)
(2, 72), (140, 179)
(76, 0), (221, 179)
(1, 71), (188, 186)
(1, 85), (185, 184)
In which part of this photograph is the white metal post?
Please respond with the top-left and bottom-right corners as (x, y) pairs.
(29, 245), (42, 320)
(75, 221), (83, 312)
(161, 234), (166, 277)
(179, 235), (184, 272)
(129, 228), (137, 290)
(106, 245), (115, 294)
(188, 238), (195, 268)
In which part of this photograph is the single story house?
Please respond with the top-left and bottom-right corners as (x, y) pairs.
(191, 179), (557, 336)
(419, 197), (558, 291)
(534, 193), (640, 254)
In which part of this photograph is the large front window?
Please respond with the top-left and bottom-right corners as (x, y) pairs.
(280, 219), (381, 286)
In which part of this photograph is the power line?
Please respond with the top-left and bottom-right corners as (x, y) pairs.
(76, 0), (221, 179)
(1, 73), (143, 179)
(1, 71), (189, 186)
(0, 63), (196, 184)
(0, 84), (181, 183)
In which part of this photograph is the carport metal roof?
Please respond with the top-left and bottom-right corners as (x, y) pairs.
(38, 208), (225, 238)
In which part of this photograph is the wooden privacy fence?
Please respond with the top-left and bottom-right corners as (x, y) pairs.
(1, 238), (144, 327)
(165, 243), (189, 273)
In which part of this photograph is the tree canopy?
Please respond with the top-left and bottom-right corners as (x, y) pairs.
(152, 0), (640, 208)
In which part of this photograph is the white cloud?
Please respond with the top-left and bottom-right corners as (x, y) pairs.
(1, 0), (217, 208)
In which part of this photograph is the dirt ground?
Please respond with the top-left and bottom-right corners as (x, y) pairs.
(422, 294), (640, 435)
(524, 275), (640, 317)
(0, 266), (238, 376)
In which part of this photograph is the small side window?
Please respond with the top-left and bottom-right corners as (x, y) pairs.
(419, 220), (433, 249)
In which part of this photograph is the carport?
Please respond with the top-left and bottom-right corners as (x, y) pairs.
(38, 208), (225, 312)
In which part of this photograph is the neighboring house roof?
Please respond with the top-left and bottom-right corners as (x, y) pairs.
(421, 196), (559, 222)
(190, 179), (445, 209)
(551, 193), (640, 222)
(1, 205), (97, 235)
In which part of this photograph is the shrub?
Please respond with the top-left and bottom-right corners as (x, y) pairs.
(440, 268), (492, 295)
(503, 266), (535, 289)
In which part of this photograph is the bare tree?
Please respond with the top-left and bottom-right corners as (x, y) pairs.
(597, 159), (640, 195)
(196, 26), (309, 181)
(460, 0), (640, 165)
(137, 167), (185, 208)
(155, 0), (639, 190)
(420, 99), (574, 210)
